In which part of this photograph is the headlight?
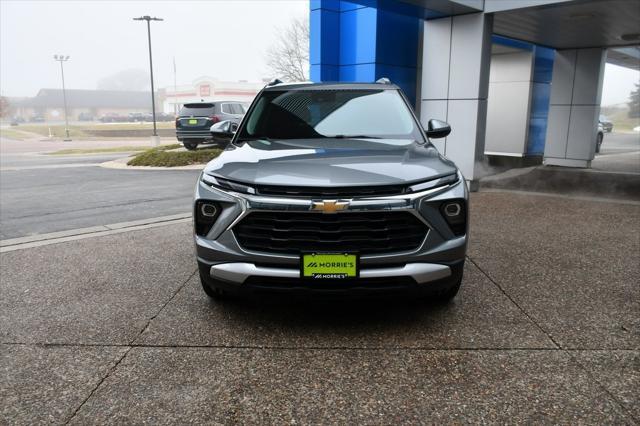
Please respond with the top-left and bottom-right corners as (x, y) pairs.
(408, 173), (458, 193)
(201, 174), (256, 195)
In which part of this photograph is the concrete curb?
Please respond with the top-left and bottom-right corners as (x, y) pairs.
(99, 156), (205, 171)
(0, 213), (191, 252)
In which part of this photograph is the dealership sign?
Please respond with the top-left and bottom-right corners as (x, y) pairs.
(199, 84), (211, 97)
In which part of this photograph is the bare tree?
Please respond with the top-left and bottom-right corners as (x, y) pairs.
(629, 82), (640, 118)
(265, 17), (309, 82)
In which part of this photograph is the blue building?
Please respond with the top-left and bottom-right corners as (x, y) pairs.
(309, 0), (640, 183)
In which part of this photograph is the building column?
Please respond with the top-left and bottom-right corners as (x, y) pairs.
(543, 48), (606, 167)
(310, 0), (421, 105)
(419, 13), (493, 183)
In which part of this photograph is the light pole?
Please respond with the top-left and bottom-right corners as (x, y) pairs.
(133, 15), (163, 144)
(53, 55), (71, 141)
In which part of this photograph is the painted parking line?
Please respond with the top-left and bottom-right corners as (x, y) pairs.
(0, 213), (191, 253)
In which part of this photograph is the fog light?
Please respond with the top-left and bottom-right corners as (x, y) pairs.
(201, 203), (218, 217)
(443, 202), (462, 217)
(440, 200), (466, 236)
(195, 200), (220, 237)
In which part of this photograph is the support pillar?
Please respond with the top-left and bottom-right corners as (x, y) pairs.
(543, 48), (606, 168)
(419, 13), (493, 182)
(310, 0), (420, 105)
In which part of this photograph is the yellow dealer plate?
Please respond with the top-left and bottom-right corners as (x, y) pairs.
(188, 119), (198, 125)
(301, 253), (359, 279)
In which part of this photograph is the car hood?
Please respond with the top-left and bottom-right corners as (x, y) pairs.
(203, 138), (458, 187)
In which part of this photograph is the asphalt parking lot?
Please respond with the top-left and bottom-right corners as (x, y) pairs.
(0, 137), (199, 239)
(1, 190), (638, 424)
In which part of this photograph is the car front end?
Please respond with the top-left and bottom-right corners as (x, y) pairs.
(193, 82), (469, 301)
(194, 171), (468, 298)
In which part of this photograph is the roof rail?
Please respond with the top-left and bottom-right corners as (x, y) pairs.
(266, 78), (283, 87)
(376, 77), (391, 84)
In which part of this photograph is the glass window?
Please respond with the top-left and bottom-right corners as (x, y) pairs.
(221, 103), (234, 114)
(229, 103), (242, 114)
(238, 89), (423, 142)
(179, 104), (215, 117)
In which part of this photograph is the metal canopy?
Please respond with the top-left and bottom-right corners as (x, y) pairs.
(492, 0), (640, 50)
(607, 46), (640, 70)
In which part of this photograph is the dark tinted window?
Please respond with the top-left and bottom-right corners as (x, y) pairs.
(180, 104), (215, 117)
(239, 89), (422, 141)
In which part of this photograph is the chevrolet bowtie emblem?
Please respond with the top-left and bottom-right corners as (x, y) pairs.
(311, 200), (350, 214)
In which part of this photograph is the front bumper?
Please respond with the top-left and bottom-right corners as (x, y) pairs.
(210, 262), (451, 284)
(194, 172), (469, 293)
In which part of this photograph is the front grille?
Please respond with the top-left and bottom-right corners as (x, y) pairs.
(234, 211), (428, 255)
(256, 184), (406, 198)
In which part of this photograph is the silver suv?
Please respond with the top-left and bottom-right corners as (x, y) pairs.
(193, 81), (468, 301)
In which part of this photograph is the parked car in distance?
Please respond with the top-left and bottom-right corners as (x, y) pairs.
(77, 112), (94, 121)
(194, 80), (468, 302)
(596, 122), (604, 153)
(29, 115), (45, 123)
(175, 101), (248, 150)
(599, 115), (613, 133)
(99, 113), (126, 123)
(10, 116), (25, 126)
(156, 112), (175, 122)
(128, 112), (146, 122)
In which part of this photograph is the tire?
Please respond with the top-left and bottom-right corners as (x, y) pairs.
(199, 271), (226, 300)
(425, 261), (464, 304)
(431, 278), (462, 303)
(595, 132), (603, 153)
(184, 142), (198, 151)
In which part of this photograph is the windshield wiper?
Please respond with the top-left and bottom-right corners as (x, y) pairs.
(330, 135), (381, 139)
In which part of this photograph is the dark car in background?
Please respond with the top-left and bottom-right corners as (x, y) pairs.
(175, 101), (247, 150)
(599, 115), (613, 133)
(596, 122), (605, 153)
(99, 113), (129, 123)
(128, 112), (146, 122)
(10, 116), (25, 126)
(77, 112), (94, 121)
(157, 112), (175, 122)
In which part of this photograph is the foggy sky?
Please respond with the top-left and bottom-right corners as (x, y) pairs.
(1, 0), (638, 106)
(0, 0), (309, 96)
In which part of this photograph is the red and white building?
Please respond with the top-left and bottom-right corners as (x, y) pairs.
(161, 77), (265, 113)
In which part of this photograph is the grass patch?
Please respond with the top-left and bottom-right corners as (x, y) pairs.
(47, 146), (150, 155)
(127, 144), (221, 167)
(13, 125), (88, 138)
(0, 128), (31, 140)
(12, 122), (175, 138)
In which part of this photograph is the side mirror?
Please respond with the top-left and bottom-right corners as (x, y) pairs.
(210, 120), (237, 140)
(426, 119), (451, 139)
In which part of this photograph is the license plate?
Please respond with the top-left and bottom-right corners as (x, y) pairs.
(301, 253), (358, 279)
(188, 119), (198, 125)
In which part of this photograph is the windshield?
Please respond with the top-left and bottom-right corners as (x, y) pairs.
(238, 89), (424, 142)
